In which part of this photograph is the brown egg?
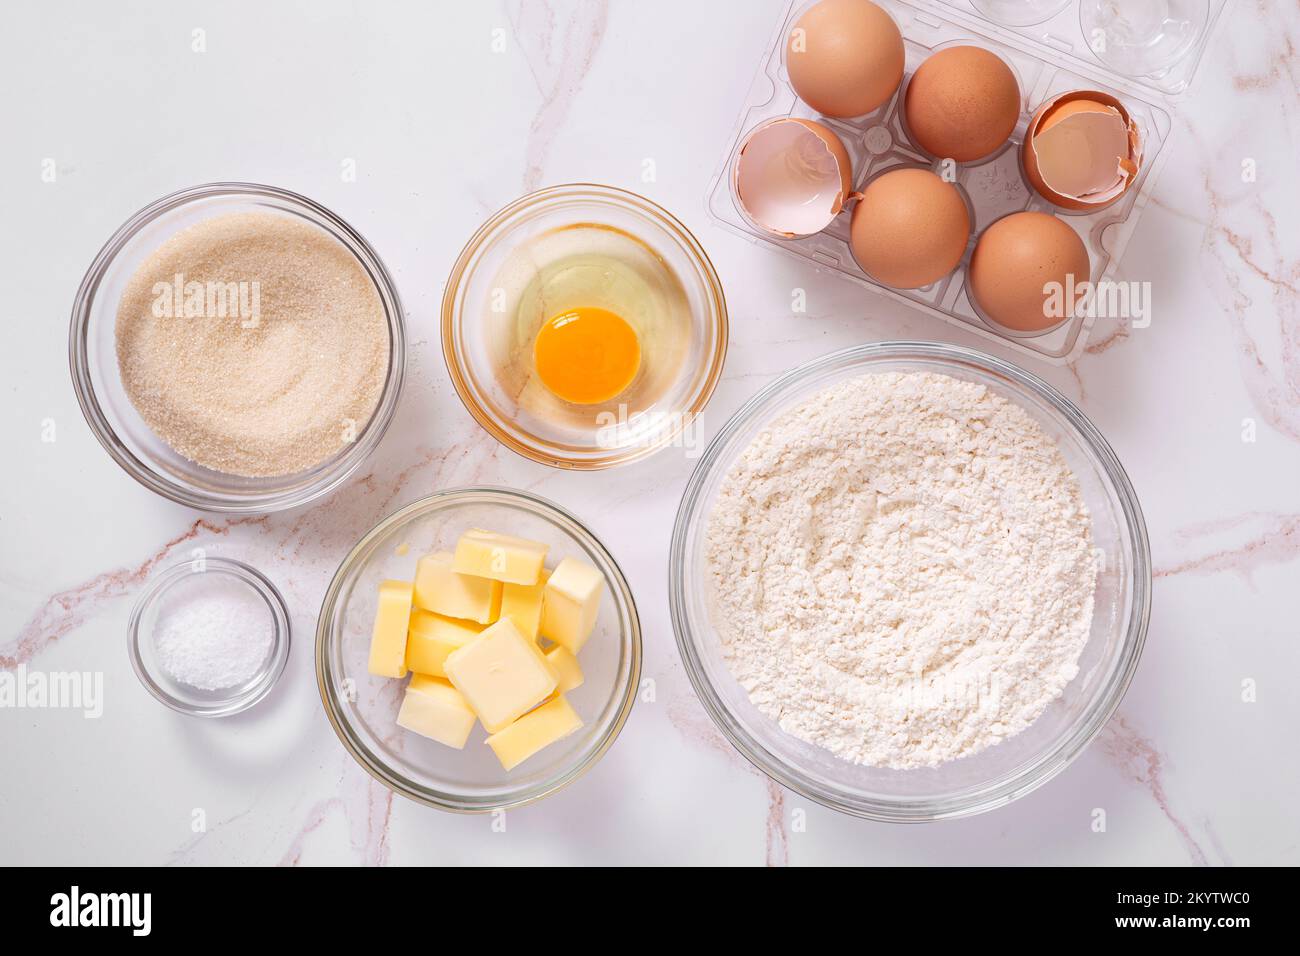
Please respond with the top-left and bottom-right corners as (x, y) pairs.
(968, 212), (1091, 333)
(903, 46), (1020, 163)
(787, 0), (905, 118)
(849, 168), (970, 289)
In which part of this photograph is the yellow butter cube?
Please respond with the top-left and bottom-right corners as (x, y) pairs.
(544, 645), (584, 693)
(500, 569), (551, 641)
(486, 694), (584, 771)
(397, 675), (477, 749)
(453, 529), (548, 586)
(406, 610), (484, 677)
(444, 619), (557, 733)
(414, 551), (502, 624)
(540, 557), (603, 654)
(368, 580), (413, 678)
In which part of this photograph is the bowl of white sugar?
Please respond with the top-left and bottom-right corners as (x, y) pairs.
(70, 183), (406, 513)
(129, 557), (291, 717)
(670, 342), (1151, 822)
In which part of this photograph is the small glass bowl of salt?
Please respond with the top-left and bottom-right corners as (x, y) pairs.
(128, 557), (290, 717)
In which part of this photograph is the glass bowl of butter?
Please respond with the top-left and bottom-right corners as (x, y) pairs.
(442, 184), (728, 469)
(316, 486), (642, 812)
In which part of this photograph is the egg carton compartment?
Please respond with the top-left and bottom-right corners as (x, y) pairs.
(707, 0), (1178, 364)
(935, 0), (1231, 99)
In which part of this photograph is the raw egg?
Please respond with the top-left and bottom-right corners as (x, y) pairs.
(968, 211), (1091, 333)
(1022, 90), (1143, 211)
(849, 167), (970, 289)
(533, 307), (641, 405)
(903, 46), (1020, 163)
(734, 117), (853, 238)
(786, 0), (905, 118)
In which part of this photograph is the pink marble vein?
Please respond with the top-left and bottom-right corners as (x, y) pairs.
(764, 779), (788, 868)
(2, 432), (505, 679)
(1155, 511), (1300, 581)
(507, 0), (609, 191)
(1230, 9), (1297, 93)
(165, 805), (255, 866)
(668, 693), (790, 867)
(278, 797), (346, 867)
(1, 516), (268, 671)
(1098, 716), (1209, 866)
(279, 771), (395, 867)
(1176, 53), (1300, 444)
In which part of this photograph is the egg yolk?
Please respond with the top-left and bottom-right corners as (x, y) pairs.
(533, 307), (641, 405)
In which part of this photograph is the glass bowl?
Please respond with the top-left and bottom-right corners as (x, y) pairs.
(69, 182), (406, 514)
(670, 342), (1150, 822)
(128, 556), (291, 717)
(316, 487), (642, 812)
(442, 184), (728, 469)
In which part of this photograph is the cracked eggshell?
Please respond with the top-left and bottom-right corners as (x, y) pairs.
(1022, 90), (1143, 212)
(733, 118), (854, 239)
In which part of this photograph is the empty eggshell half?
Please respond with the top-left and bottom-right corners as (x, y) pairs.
(1022, 90), (1143, 211)
(734, 118), (853, 238)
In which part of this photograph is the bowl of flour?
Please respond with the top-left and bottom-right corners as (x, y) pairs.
(670, 342), (1150, 821)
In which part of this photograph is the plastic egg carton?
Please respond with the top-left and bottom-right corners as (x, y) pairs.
(707, 0), (1229, 364)
(935, 0), (1229, 99)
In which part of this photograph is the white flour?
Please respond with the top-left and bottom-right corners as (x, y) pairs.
(705, 371), (1097, 769)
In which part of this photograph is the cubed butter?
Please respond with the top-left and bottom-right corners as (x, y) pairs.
(453, 529), (548, 586)
(443, 619), (557, 733)
(406, 610), (484, 677)
(544, 645), (584, 693)
(486, 694), (584, 771)
(540, 557), (603, 653)
(413, 551), (502, 624)
(396, 674), (477, 749)
(368, 580), (413, 678)
(500, 569), (551, 641)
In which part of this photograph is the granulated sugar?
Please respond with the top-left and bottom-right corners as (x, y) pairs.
(705, 371), (1098, 770)
(154, 576), (273, 691)
(115, 211), (388, 478)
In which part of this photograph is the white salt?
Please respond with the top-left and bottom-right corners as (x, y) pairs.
(154, 576), (274, 691)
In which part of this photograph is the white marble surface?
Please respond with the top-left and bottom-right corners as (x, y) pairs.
(2, 0), (1297, 865)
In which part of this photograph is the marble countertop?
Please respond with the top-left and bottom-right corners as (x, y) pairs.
(2, 0), (1296, 865)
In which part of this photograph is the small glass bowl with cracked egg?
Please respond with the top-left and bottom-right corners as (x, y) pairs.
(316, 487), (642, 812)
(442, 184), (728, 469)
(670, 342), (1151, 822)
